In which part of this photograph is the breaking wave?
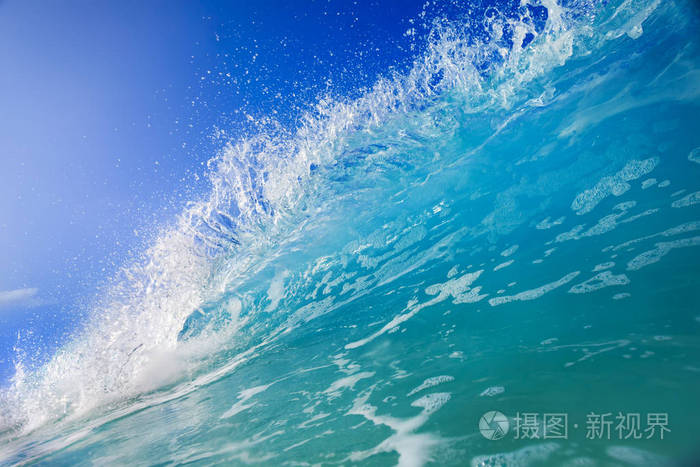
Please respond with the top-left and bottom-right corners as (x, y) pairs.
(1, 1), (695, 461)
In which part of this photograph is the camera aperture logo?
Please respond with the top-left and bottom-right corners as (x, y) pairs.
(479, 410), (509, 440)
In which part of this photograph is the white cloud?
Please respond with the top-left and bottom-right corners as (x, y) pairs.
(0, 288), (42, 309)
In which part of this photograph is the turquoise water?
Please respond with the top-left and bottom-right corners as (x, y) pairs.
(2, 0), (700, 465)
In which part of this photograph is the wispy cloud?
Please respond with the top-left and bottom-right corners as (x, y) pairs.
(0, 288), (42, 309)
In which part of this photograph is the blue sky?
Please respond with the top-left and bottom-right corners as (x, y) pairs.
(0, 0), (436, 382)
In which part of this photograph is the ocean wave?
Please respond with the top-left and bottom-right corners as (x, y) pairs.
(0, 0), (673, 444)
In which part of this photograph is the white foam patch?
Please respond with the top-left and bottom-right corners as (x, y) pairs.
(323, 371), (375, 399)
(583, 214), (623, 237)
(221, 383), (272, 419)
(471, 443), (560, 467)
(568, 271), (630, 294)
(264, 270), (289, 312)
(606, 446), (669, 466)
(612, 220), (700, 251)
(332, 355), (361, 375)
(570, 157), (658, 215)
(493, 259), (514, 271)
(297, 412), (330, 429)
(689, 147), (700, 164)
(560, 339), (630, 367)
(614, 201), (637, 211)
(627, 236), (700, 270)
(671, 190), (700, 208)
(447, 265), (459, 278)
(554, 201), (659, 243)
(556, 201), (646, 244)
(563, 457), (598, 466)
(536, 216), (565, 229)
(500, 244), (519, 257)
(346, 389), (450, 467)
(346, 270), (486, 349)
(601, 0), (660, 40)
(453, 286), (488, 304)
(410, 392), (451, 414)
(407, 375), (454, 396)
(283, 438), (312, 452)
(612, 292), (631, 300)
(425, 269), (483, 298)
(479, 386), (505, 397)
(657, 179), (670, 188)
(172, 429), (281, 464)
(489, 271), (580, 306)
(641, 178), (657, 189)
(593, 261), (615, 272)
(555, 224), (585, 242)
(620, 208), (658, 224)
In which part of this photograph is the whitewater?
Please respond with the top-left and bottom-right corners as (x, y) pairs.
(1, 0), (700, 465)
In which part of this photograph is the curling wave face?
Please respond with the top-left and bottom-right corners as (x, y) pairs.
(2, 0), (700, 464)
